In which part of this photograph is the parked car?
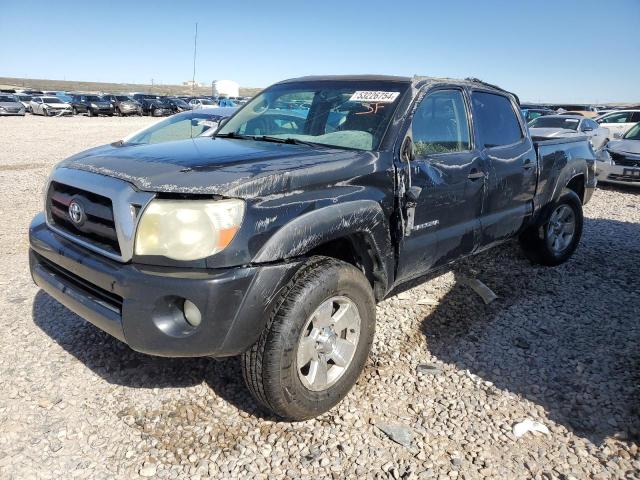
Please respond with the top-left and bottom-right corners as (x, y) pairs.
(596, 122), (640, 187)
(118, 107), (237, 145)
(132, 94), (173, 116)
(29, 96), (72, 116)
(529, 115), (610, 149)
(550, 104), (599, 118)
(594, 110), (640, 138)
(163, 96), (192, 113)
(521, 107), (555, 123)
(29, 75), (596, 420)
(67, 94), (114, 116)
(0, 93), (26, 116)
(15, 94), (33, 112)
(103, 94), (142, 116)
(188, 97), (216, 109)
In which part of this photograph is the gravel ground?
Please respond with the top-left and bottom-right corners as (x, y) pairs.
(1, 115), (639, 479)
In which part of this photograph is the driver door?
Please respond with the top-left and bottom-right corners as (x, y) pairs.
(396, 88), (485, 282)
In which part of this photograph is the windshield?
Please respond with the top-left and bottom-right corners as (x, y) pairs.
(217, 80), (409, 150)
(17, 95), (32, 101)
(116, 96), (131, 101)
(43, 97), (62, 104)
(0, 95), (17, 102)
(623, 123), (640, 140)
(529, 117), (579, 130)
(123, 112), (225, 145)
(84, 95), (101, 101)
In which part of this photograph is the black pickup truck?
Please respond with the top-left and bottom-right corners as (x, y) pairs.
(29, 75), (596, 420)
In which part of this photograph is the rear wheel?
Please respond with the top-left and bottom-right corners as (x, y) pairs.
(519, 189), (583, 266)
(241, 257), (376, 420)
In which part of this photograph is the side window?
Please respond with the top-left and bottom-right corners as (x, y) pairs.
(471, 91), (523, 148)
(602, 112), (631, 123)
(631, 112), (640, 123)
(587, 120), (599, 130)
(411, 89), (470, 157)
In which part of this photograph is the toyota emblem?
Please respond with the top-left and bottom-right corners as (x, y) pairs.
(68, 200), (85, 226)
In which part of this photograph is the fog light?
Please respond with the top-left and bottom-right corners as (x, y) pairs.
(183, 300), (202, 327)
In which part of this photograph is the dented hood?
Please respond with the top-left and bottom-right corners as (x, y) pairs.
(58, 137), (363, 198)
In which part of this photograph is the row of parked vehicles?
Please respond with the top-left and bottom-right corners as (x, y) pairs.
(519, 104), (640, 188)
(0, 89), (248, 117)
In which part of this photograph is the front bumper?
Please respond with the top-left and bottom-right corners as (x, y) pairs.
(595, 160), (640, 187)
(29, 213), (301, 357)
(0, 110), (25, 116)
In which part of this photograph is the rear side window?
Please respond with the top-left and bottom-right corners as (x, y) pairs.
(412, 89), (470, 156)
(471, 92), (523, 148)
(631, 112), (640, 123)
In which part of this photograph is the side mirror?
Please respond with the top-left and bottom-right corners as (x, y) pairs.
(217, 118), (229, 130)
(401, 136), (415, 162)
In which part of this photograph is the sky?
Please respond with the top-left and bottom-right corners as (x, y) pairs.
(1, 0), (639, 103)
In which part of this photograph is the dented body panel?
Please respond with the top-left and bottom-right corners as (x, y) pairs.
(29, 75), (596, 357)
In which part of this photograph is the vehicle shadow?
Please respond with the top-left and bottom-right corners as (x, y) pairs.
(31, 291), (272, 419)
(419, 217), (640, 445)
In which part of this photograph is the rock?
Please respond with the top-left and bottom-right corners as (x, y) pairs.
(139, 464), (157, 477)
(376, 423), (413, 448)
(416, 363), (443, 375)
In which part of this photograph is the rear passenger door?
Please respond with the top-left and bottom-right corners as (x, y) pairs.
(396, 88), (486, 282)
(471, 91), (537, 247)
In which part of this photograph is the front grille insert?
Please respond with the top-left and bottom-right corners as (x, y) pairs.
(46, 181), (121, 255)
(36, 252), (123, 314)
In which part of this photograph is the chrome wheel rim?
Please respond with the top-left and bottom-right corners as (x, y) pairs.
(546, 204), (575, 254)
(296, 296), (361, 392)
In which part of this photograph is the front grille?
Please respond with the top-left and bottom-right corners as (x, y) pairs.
(47, 181), (121, 255)
(36, 252), (123, 314)
(610, 151), (640, 168)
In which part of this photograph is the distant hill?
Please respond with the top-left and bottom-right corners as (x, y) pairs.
(0, 77), (263, 97)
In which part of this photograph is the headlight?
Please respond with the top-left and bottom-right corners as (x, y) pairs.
(135, 199), (245, 261)
(91, 103), (98, 108)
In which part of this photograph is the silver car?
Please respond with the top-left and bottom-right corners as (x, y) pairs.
(528, 115), (610, 150)
(596, 123), (640, 187)
(0, 94), (26, 116)
(30, 96), (73, 116)
(16, 94), (33, 112)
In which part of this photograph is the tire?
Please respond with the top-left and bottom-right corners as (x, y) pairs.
(43, 108), (48, 117)
(72, 107), (78, 115)
(241, 256), (376, 420)
(519, 189), (583, 266)
(87, 108), (94, 117)
(115, 108), (121, 117)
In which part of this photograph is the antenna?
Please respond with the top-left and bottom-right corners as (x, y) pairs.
(191, 22), (198, 95)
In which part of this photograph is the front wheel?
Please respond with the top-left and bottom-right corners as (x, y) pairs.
(519, 189), (583, 266)
(241, 257), (376, 420)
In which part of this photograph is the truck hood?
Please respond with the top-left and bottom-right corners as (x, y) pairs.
(528, 127), (578, 137)
(58, 137), (367, 198)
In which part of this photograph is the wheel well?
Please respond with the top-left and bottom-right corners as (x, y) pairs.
(306, 234), (385, 299)
(566, 175), (585, 203)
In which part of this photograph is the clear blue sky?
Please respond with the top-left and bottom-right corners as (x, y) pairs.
(1, 0), (639, 103)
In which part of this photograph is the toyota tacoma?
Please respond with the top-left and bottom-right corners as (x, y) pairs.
(29, 75), (596, 420)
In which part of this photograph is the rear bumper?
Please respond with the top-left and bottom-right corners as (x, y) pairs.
(29, 213), (301, 357)
(0, 111), (25, 116)
(595, 161), (640, 187)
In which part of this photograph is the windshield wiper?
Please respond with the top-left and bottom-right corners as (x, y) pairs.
(214, 132), (251, 140)
(251, 135), (331, 148)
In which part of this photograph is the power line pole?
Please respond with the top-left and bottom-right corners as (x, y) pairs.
(191, 22), (198, 95)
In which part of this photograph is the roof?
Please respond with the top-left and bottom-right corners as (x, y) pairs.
(274, 75), (517, 101)
(276, 75), (412, 84)
(542, 114), (584, 120)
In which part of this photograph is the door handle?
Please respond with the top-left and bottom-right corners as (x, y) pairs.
(467, 169), (485, 180)
(523, 159), (534, 170)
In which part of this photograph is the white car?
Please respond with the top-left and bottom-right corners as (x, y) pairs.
(595, 110), (640, 138)
(29, 96), (73, 116)
(528, 115), (610, 150)
(188, 98), (216, 109)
